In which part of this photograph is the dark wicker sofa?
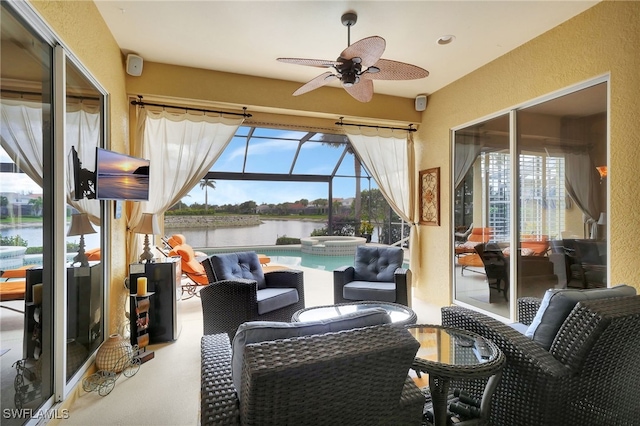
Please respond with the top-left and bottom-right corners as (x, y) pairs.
(441, 292), (640, 426)
(201, 324), (425, 425)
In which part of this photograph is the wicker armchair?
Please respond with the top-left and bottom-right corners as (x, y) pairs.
(441, 294), (640, 425)
(333, 245), (411, 306)
(201, 324), (425, 425)
(201, 251), (305, 339)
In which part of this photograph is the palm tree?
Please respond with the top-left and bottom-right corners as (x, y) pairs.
(28, 196), (43, 217)
(199, 179), (216, 212)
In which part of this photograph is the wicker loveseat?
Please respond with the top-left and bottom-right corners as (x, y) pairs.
(201, 318), (425, 425)
(441, 286), (640, 425)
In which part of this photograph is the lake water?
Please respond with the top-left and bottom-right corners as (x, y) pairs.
(0, 219), (327, 250)
(171, 219), (326, 248)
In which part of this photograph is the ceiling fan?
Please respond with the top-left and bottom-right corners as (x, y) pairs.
(277, 12), (429, 102)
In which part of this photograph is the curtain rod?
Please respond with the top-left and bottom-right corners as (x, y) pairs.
(131, 96), (252, 118)
(1, 88), (100, 101)
(335, 117), (416, 132)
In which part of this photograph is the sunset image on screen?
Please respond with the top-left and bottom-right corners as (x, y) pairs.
(95, 148), (150, 200)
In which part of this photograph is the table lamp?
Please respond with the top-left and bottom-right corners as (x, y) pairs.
(133, 213), (160, 263)
(67, 213), (97, 267)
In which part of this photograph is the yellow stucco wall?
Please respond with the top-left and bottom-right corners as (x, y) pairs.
(29, 0), (131, 335)
(125, 61), (422, 126)
(416, 0), (640, 305)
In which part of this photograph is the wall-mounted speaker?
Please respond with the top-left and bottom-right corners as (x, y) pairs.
(415, 94), (427, 112)
(126, 54), (143, 76)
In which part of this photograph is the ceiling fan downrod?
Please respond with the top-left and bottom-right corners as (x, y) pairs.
(341, 12), (357, 47)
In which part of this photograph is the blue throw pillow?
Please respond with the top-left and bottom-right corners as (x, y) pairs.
(231, 308), (391, 398)
(210, 251), (266, 289)
(525, 284), (636, 350)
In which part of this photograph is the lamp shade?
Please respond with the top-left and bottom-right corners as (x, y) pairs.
(133, 213), (160, 235)
(598, 212), (607, 225)
(67, 213), (96, 237)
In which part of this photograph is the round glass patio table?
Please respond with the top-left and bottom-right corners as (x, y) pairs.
(291, 301), (417, 326)
(406, 324), (505, 426)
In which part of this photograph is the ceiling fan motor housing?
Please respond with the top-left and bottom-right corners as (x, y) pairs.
(336, 57), (362, 87)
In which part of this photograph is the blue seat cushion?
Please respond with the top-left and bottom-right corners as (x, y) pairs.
(353, 246), (403, 282)
(343, 281), (396, 303)
(256, 288), (299, 315)
(210, 251), (266, 289)
(231, 308), (392, 398)
(525, 284), (636, 350)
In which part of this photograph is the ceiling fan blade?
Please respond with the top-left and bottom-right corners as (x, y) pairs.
(364, 59), (429, 80)
(293, 72), (338, 96)
(340, 36), (386, 68)
(343, 79), (374, 102)
(277, 58), (341, 68)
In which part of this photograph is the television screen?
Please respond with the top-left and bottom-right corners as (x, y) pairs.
(95, 147), (150, 201)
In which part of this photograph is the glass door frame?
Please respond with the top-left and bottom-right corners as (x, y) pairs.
(6, 0), (110, 411)
(451, 75), (610, 323)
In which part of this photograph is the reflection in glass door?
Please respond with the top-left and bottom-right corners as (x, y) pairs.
(453, 114), (511, 318)
(515, 83), (608, 303)
(65, 59), (104, 383)
(453, 81), (608, 320)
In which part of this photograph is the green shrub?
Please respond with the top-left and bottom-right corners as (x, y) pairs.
(276, 236), (300, 245)
(0, 235), (28, 246)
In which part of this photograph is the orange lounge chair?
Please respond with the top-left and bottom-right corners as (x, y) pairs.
(166, 235), (211, 299)
(455, 227), (493, 257)
(0, 265), (36, 301)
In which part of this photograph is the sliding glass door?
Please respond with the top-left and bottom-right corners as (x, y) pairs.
(1, 2), (107, 422)
(453, 80), (608, 320)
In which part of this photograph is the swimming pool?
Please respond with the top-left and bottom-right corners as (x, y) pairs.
(202, 246), (409, 271)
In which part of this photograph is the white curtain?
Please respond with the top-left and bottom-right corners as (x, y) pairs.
(1, 98), (101, 222)
(0, 99), (45, 187)
(127, 106), (243, 263)
(564, 151), (602, 238)
(344, 126), (420, 296)
(65, 101), (101, 222)
(454, 133), (483, 189)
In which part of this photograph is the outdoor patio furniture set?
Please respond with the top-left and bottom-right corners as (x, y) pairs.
(198, 242), (638, 425)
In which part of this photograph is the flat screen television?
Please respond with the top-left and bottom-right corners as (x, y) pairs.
(95, 147), (150, 201)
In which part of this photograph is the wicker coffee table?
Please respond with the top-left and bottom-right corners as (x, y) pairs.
(291, 301), (417, 326)
(406, 325), (505, 426)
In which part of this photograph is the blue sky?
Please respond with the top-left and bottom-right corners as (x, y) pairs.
(1, 126), (376, 205)
(184, 126), (374, 206)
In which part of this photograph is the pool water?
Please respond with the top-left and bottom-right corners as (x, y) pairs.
(259, 249), (353, 271)
(203, 247), (409, 271)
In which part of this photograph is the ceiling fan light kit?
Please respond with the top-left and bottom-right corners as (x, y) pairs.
(277, 12), (429, 102)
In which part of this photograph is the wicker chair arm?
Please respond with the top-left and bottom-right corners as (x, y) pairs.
(517, 297), (542, 325)
(394, 268), (411, 306)
(441, 306), (569, 377)
(333, 265), (355, 282)
(201, 334), (240, 426)
(333, 265), (355, 304)
(200, 280), (258, 336)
